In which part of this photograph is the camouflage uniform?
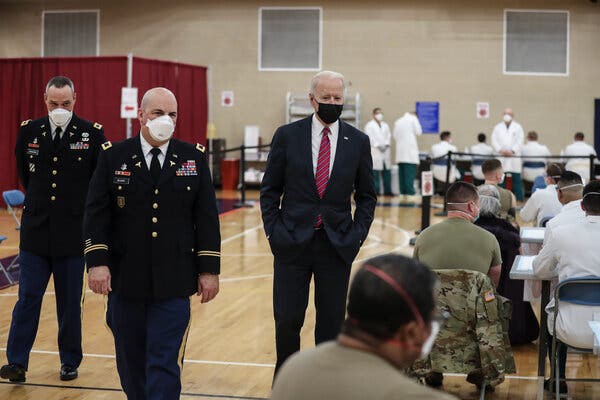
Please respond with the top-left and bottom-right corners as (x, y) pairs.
(411, 269), (516, 388)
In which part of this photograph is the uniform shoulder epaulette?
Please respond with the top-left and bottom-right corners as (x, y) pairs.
(20, 119), (31, 127)
(101, 141), (113, 151)
(196, 143), (206, 153)
(93, 122), (103, 130)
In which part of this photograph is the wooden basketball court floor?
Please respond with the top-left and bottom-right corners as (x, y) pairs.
(0, 190), (599, 399)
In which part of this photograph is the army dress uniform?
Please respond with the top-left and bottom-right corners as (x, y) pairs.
(83, 134), (220, 400)
(7, 115), (105, 373)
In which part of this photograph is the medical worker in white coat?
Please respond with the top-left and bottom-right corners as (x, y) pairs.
(393, 111), (422, 195)
(491, 108), (525, 200)
(364, 108), (392, 195)
(562, 132), (597, 183)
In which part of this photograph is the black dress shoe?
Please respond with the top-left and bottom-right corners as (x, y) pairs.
(60, 365), (78, 381)
(0, 363), (26, 382)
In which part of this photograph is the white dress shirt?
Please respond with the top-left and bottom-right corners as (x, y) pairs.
(49, 116), (72, 140)
(562, 141), (597, 182)
(521, 141), (551, 181)
(430, 140), (459, 183)
(520, 184), (562, 226)
(532, 215), (600, 348)
(468, 142), (495, 180)
(140, 132), (170, 169)
(491, 120), (524, 173)
(311, 114), (338, 178)
(364, 119), (391, 170)
(393, 112), (422, 164)
(544, 199), (585, 241)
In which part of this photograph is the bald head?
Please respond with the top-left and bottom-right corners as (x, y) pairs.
(503, 108), (513, 117)
(141, 87), (177, 111)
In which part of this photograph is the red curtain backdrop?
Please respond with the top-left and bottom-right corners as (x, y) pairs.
(132, 57), (208, 145)
(0, 56), (208, 204)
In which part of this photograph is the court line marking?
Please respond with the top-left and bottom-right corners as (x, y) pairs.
(0, 381), (269, 399)
(0, 348), (545, 382)
(221, 224), (263, 244)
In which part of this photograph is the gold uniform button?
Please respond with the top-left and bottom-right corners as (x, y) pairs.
(154, 189), (159, 195)
(152, 217), (158, 223)
(153, 203), (158, 209)
(152, 232), (158, 238)
(52, 170), (57, 175)
(78, 157), (82, 161)
(187, 186), (191, 191)
(50, 196), (56, 201)
(118, 185), (122, 190)
(51, 183), (57, 188)
(53, 157), (58, 162)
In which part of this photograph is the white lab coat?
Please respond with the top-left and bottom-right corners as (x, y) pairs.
(521, 141), (551, 182)
(430, 140), (459, 183)
(532, 215), (600, 348)
(491, 120), (524, 173)
(393, 112), (422, 164)
(544, 199), (585, 242)
(468, 142), (495, 180)
(562, 141), (597, 183)
(364, 119), (391, 170)
(519, 184), (562, 226)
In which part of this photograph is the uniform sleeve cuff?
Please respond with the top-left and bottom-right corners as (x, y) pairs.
(84, 245), (109, 269)
(196, 251), (220, 275)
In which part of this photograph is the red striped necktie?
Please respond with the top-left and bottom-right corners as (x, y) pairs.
(315, 127), (331, 228)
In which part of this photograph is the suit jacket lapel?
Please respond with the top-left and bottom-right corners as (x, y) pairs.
(39, 117), (51, 149)
(158, 141), (181, 186)
(131, 135), (154, 186)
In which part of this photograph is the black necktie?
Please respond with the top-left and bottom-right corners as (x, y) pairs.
(53, 127), (62, 148)
(150, 147), (162, 183)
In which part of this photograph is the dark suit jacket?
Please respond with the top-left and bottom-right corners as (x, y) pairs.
(260, 116), (376, 265)
(15, 114), (105, 257)
(83, 136), (220, 300)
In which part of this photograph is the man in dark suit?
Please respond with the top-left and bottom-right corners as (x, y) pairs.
(1, 76), (105, 383)
(84, 87), (220, 400)
(260, 71), (376, 375)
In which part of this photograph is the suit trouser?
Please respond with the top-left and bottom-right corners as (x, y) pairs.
(373, 165), (392, 195)
(272, 229), (351, 375)
(106, 294), (191, 400)
(6, 250), (84, 370)
(397, 163), (417, 195)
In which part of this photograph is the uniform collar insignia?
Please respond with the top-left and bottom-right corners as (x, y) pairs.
(169, 160), (176, 166)
(134, 161), (142, 168)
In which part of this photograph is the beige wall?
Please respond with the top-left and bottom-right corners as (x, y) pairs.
(1, 0), (599, 155)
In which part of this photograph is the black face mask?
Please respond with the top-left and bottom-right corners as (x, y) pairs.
(316, 102), (344, 125)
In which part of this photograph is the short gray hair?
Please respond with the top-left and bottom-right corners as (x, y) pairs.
(310, 70), (346, 95)
(45, 76), (75, 93)
(478, 185), (501, 217)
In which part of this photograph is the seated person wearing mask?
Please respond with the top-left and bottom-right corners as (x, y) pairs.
(520, 164), (563, 227)
(271, 254), (458, 400)
(414, 181), (502, 287)
(468, 133), (495, 186)
(521, 131), (551, 189)
(532, 180), (600, 395)
(430, 131), (459, 194)
(544, 171), (585, 241)
(481, 159), (517, 220)
(562, 132), (597, 183)
(476, 185), (539, 344)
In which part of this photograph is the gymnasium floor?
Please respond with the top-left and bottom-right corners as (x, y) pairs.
(0, 190), (599, 399)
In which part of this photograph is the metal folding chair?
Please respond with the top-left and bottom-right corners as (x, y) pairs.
(0, 235), (16, 285)
(3, 190), (24, 230)
(550, 276), (600, 400)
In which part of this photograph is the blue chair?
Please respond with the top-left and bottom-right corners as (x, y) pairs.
(550, 277), (600, 399)
(3, 190), (25, 230)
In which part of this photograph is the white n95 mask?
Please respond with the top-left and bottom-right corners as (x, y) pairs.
(503, 114), (512, 123)
(146, 115), (175, 142)
(49, 108), (72, 127)
(375, 113), (384, 122)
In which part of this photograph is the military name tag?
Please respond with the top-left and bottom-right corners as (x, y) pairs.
(26, 148), (39, 156)
(117, 196), (125, 208)
(113, 177), (130, 185)
(27, 143), (40, 148)
(115, 170), (131, 176)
